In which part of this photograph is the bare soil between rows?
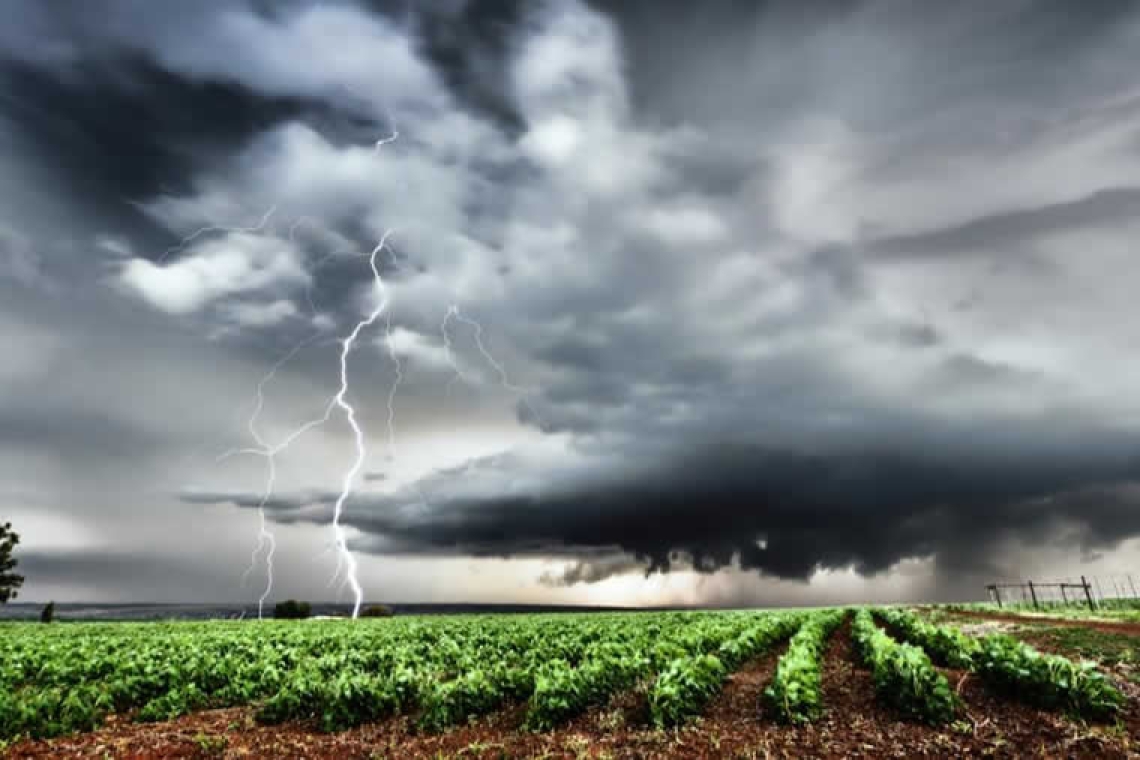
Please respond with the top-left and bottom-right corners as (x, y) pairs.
(7, 619), (1138, 759)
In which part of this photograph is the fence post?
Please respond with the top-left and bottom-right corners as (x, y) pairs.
(1081, 575), (1096, 611)
(1028, 581), (1039, 609)
(1060, 584), (1068, 604)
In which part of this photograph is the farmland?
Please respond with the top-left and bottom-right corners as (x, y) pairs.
(2, 607), (1138, 758)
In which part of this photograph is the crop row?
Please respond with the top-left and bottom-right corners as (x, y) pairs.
(0, 611), (772, 741)
(3, 607), (1126, 743)
(877, 607), (1124, 718)
(763, 609), (846, 724)
(649, 612), (808, 727)
(851, 609), (958, 724)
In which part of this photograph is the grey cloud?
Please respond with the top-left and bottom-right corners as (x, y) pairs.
(7, 0), (1140, 605)
(875, 187), (1140, 258)
(539, 555), (649, 587)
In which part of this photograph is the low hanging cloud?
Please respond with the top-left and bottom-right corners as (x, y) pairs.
(118, 232), (310, 315)
(183, 421), (1140, 586)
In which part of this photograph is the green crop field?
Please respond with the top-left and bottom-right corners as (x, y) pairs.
(2, 607), (1134, 757)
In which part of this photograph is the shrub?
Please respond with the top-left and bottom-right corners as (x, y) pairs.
(40, 602), (55, 624)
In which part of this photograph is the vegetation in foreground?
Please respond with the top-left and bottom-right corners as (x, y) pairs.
(1, 604), (1131, 753)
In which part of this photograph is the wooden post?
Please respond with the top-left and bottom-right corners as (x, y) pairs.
(991, 584), (1002, 608)
(1060, 584), (1068, 604)
(1028, 581), (1039, 609)
(1081, 575), (1096, 610)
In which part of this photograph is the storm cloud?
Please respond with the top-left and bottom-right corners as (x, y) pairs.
(4, 0), (1140, 606)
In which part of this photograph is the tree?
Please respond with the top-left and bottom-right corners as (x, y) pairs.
(0, 521), (23, 604)
(41, 601), (55, 623)
(273, 600), (311, 619)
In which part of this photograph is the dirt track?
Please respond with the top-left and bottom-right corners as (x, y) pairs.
(942, 608), (1140, 636)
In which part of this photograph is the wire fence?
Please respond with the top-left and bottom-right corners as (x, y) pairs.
(985, 573), (1140, 611)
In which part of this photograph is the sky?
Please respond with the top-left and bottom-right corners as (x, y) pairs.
(3, 0), (1140, 608)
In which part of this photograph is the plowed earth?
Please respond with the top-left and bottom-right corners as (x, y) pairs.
(7, 620), (1137, 759)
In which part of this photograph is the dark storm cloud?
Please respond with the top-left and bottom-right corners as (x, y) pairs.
(406, 0), (529, 132)
(14, 548), (242, 599)
(0, 406), (167, 461)
(7, 0), (1140, 604)
(183, 433), (1140, 583)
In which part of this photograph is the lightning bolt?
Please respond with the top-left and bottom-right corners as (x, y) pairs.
(239, 336), (313, 619)
(215, 120), (404, 618)
(203, 119), (533, 616)
(445, 305), (543, 428)
(219, 217), (356, 618)
(440, 305), (474, 395)
(329, 228), (398, 619)
(158, 205), (278, 264)
(218, 239), (401, 619)
(219, 380), (338, 618)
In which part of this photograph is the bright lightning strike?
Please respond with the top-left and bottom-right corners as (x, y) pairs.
(329, 228), (398, 619)
(237, 330), (330, 619)
(217, 123), (404, 618)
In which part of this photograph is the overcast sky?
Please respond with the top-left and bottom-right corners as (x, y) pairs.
(3, 0), (1140, 608)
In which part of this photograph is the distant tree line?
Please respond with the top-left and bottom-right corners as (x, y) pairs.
(272, 600), (394, 619)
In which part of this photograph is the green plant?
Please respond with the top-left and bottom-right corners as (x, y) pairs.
(852, 609), (957, 724)
(880, 607), (1125, 720)
(418, 664), (531, 732)
(973, 634), (1124, 719)
(764, 610), (845, 723)
(648, 654), (726, 727)
(193, 732), (228, 755)
(876, 607), (978, 669)
(524, 644), (650, 730)
(0, 608), (789, 741)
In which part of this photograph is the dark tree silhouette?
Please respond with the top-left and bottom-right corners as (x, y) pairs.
(273, 600), (311, 619)
(0, 521), (24, 604)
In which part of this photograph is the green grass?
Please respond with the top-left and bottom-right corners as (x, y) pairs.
(1018, 626), (1138, 669)
(937, 601), (1140, 623)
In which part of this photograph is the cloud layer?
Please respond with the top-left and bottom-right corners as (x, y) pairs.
(3, 0), (1140, 604)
